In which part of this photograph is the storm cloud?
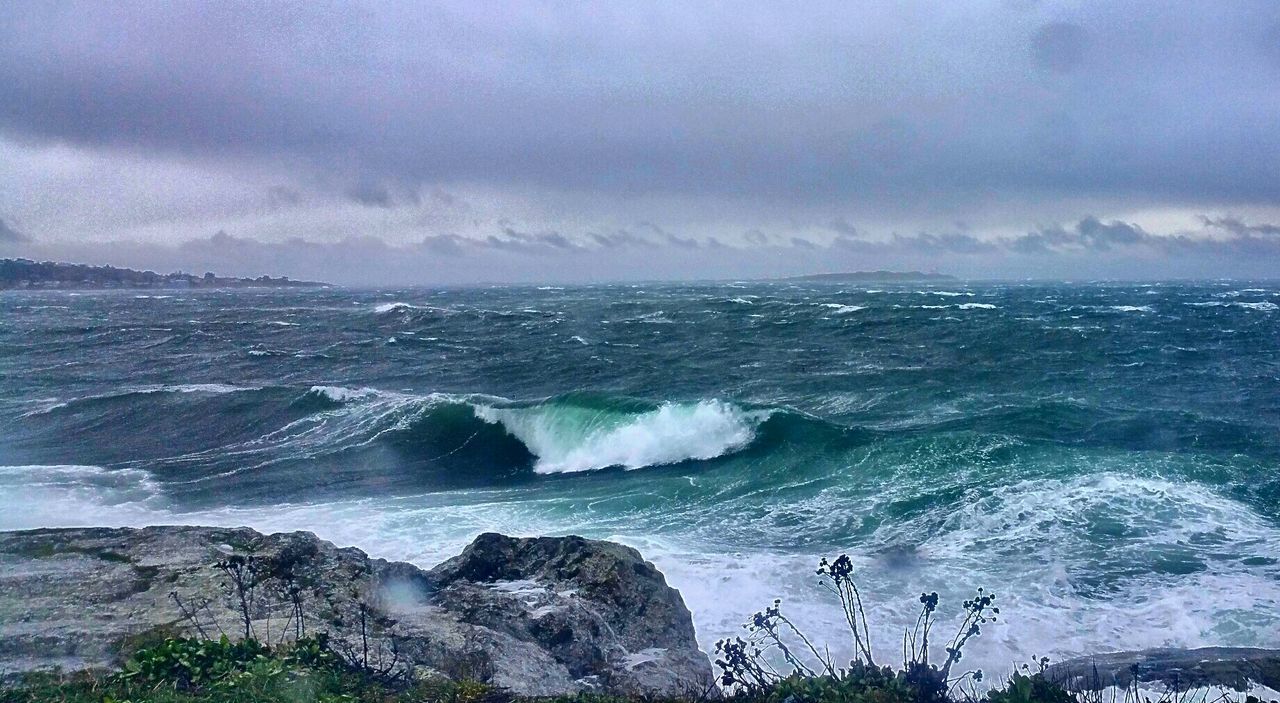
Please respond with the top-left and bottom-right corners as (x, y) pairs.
(1, 2), (1278, 281)
(0, 218), (29, 244)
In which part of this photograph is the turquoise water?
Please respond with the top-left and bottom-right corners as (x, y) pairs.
(2, 281), (1279, 673)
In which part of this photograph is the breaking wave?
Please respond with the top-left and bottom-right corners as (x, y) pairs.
(474, 398), (770, 473)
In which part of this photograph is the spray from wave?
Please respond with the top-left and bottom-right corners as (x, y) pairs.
(473, 398), (769, 473)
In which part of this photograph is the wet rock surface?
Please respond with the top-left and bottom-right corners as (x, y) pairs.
(1044, 647), (1280, 692)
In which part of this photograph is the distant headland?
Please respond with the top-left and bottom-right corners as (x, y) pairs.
(780, 270), (955, 282)
(0, 258), (327, 290)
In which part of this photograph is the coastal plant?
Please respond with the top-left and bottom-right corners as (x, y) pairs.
(169, 590), (223, 641)
(818, 554), (875, 667)
(714, 553), (997, 702)
(984, 671), (1074, 703)
(322, 566), (410, 683)
(215, 554), (269, 640)
(116, 635), (274, 687)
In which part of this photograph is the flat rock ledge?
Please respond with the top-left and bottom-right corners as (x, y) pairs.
(1044, 647), (1280, 693)
(0, 526), (717, 697)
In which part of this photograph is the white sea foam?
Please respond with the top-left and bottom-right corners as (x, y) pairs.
(625, 472), (1280, 687)
(157, 383), (253, 394)
(1189, 301), (1277, 311)
(0, 464), (164, 530)
(307, 385), (382, 403)
(1236, 301), (1278, 311)
(373, 301), (451, 314)
(474, 400), (768, 474)
(817, 303), (866, 314)
(957, 302), (997, 310)
(19, 383), (256, 415)
(7, 464), (1279, 688)
(1108, 305), (1153, 312)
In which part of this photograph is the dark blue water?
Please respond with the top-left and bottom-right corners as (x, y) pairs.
(2, 281), (1279, 671)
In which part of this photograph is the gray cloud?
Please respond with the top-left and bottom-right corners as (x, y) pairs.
(6, 213), (1280, 284)
(1032, 22), (1089, 73)
(266, 186), (303, 207)
(1199, 215), (1280, 238)
(1, 2), (1277, 208)
(345, 182), (394, 208)
(1011, 217), (1148, 253)
(826, 219), (861, 238)
(1, 2), (1279, 282)
(0, 217), (29, 243)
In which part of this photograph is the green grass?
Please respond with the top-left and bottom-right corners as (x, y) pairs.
(0, 661), (501, 703)
(4, 636), (1275, 703)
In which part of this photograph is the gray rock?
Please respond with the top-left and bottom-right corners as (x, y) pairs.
(0, 526), (716, 697)
(1044, 647), (1280, 692)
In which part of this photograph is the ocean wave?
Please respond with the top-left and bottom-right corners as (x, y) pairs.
(957, 302), (997, 310)
(78, 385), (785, 483)
(0, 464), (164, 530)
(1189, 301), (1277, 311)
(304, 385), (383, 404)
(817, 303), (866, 314)
(373, 301), (452, 315)
(24, 383), (259, 415)
(156, 383), (252, 394)
(1236, 301), (1278, 311)
(473, 398), (770, 474)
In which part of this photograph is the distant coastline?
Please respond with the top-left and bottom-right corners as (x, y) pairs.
(0, 258), (327, 290)
(780, 270), (955, 283)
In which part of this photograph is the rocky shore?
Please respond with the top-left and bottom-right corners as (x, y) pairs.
(0, 526), (715, 697)
(3, 526), (1279, 698)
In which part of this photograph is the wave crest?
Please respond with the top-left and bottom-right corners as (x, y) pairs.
(474, 398), (769, 474)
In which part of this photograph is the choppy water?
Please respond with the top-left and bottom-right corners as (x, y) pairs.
(3, 281), (1279, 674)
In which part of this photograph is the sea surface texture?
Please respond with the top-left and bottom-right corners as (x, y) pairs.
(3, 282), (1278, 673)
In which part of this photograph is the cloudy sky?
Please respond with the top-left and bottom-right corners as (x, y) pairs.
(1, 1), (1278, 283)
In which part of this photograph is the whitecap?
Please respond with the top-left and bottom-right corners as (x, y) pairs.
(157, 383), (254, 394)
(817, 303), (866, 314)
(1236, 301), (1277, 311)
(305, 385), (382, 403)
(373, 301), (450, 314)
(473, 399), (769, 474)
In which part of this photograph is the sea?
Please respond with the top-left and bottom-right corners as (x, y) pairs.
(3, 281), (1279, 676)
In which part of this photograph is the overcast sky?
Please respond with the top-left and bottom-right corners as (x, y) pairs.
(2, 1), (1278, 283)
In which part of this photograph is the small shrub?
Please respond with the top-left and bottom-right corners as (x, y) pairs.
(118, 635), (274, 687)
(984, 672), (1074, 703)
(115, 634), (341, 690)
